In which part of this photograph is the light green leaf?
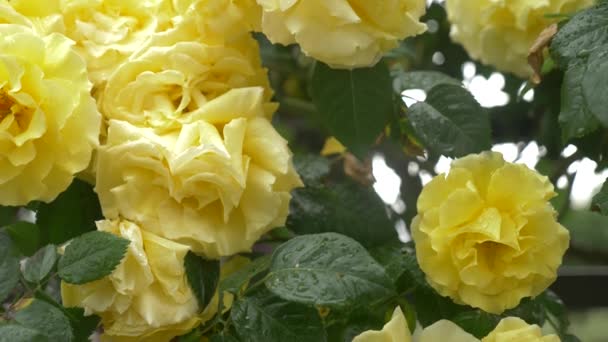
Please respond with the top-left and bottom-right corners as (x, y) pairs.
(23, 245), (58, 284)
(14, 299), (73, 342)
(184, 252), (220, 311)
(0, 231), (20, 302)
(6, 222), (42, 257)
(0, 324), (48, 342)
(558, 61), (600, 141)
(311, 62), (393, 158)
(550, 1), (608, 67)
(407, 84), (491, 157)
(231, 289), (327, 342)
(58, 231), (129, 284)
(265, 233), (394, 308)
(220, 255), (271, 295)
(582, 48), (608, 127)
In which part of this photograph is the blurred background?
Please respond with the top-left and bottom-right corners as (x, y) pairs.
(258, 0), (608, 340)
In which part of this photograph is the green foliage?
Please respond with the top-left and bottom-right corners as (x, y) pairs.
(62, 308), (100, 342)
(36, 179), (103, 245)
(14, 299), (73, 342)
(292, 154), (331, 186)
(288, 182), (398, 247)
(220, 255), (271, 296)
(0, 324), (47, 342)
(58, 231), (129, 284)
(265, 233), (395, 308)
(23, 245), (58, 284)
(6, 222), (42, 257)
(231, 289), (327, 342)
(0, 231), (20, 302)
(393, 70), (460, 93)
(184, 252), (220, 311)
(407, 84), (491, 157)
(0, 206), (17, 227)
(558, 61), (600, 141)
(311, 62), (393, 158)
(592, 181), (608, 215)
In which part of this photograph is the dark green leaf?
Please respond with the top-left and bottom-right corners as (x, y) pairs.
(503, 297), (545, 327)
(265, 233), (395, 308)
(177, 328), (203, 342)
(407, 84), (491, 157)
(23, 245), (58, 284)
(311, 62), (393, 158)
(592, 180), (608, 215)
(451, 310), (499, 338)
(58, 231), (129, 284)
(0, 206), (17, 227)
(293, 154), (330, 186)
(0, 231), (20, 302)
(184, 252), (220, 311)
(6, 222), (42, 257)
(210, 333), (240, 342)
(561, 334), (582, 342)
(393, 70), (460, 93)
(582, 48), (608, 127)
(551, 1), (608, 67)
(539, 291), (569, 332)
(220, 255), (271, 295)
(413, 285), (470, 327)
(36, 179), (103, 245)
(0, 324), (48, 342)
(370, 244), (425, 292)
(561, 210), (608, 254)
(62, 308), (100, 342)
(231, 289), (327, 342)
(559, 61), (600, 141)
(288, 182), (398, 248)
(14, 299), (73, 342)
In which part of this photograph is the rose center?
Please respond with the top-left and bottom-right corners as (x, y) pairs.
(0, 90), (33, 133)
(0, 90), (14, 121)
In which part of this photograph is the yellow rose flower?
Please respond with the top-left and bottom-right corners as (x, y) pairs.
(99, 22), (275, 132)
(445, 0), (594, 77)
(412, 152), (569, 314)
(61, 219), (199, 342)
(353, 306), (479, 342)
(9, 0), (177, 86)
(0, 23), (100, 206)
(352, 306), (412, 342)
(256, 0), (427, 68)
(95, 87), (302, 258)
(482, 317), (560, 342)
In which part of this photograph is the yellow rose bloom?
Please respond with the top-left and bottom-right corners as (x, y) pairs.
(412, 152), (569, 314)
(95, 87), (302, 258)
(353, 306), (479, 342)
(445, 0), (594, 77)
(61, 219), (199, 342)
(482, 317), (560, 342)
(352, 306), (412, 342)
(0, 24), (100, 206)
(99, 22), (275, 132)
(256, 0), (427, 68)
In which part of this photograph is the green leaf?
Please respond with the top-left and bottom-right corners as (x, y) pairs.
(0, 206), (17, 227)
(184, 251), (220, 311)
(58, 231), (129, 284)
(503, 297), (545, 327)
(210, 333), (240, 342)
(62, 308), (100, 342)
(311, 62), (393, 158)
(36, 179), (103, 245)
(14, 299), (73, 342)
(413, 285), (470, 327)
(293, 154), (330, 186)
(288, 182), (398, 248)
(558, 61), (600, 141)
(592, 181), (608, 215)
(0, 324), (48, 342)
(177, 328), (203, 342)
(23, 245), (58, 284)
(370, 244), (425, 292)
(6, 222), (42, 257)
(393, 70), (461, 93)
(0, 231), (20, 302)
(231, 289), (327, 342)
(539, 291), (569, 332)
(407, 84), (491, 158)
(582, 48), (608, 127)
(451, 310), (499, 338)
(220, 255), (271, 295)
(550, 1), (608, 67)
(561, 210), (608, 254)
(265, 233), (395, 308)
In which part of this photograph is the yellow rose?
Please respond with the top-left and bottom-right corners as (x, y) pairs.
(9, 0), (178, 86)
(256, 0), (427, 68)
(482, 317), (560, 342)
(95, 87), (302, 258)
(445, 0), (594, 77)
(61, 219), (199, 342)
(0, 23), (100, 206)
(412, 152), (569, 314)
(353, 306), (479, 342)
(99, 21), (274, 132)
(352, 306), (412, 342)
